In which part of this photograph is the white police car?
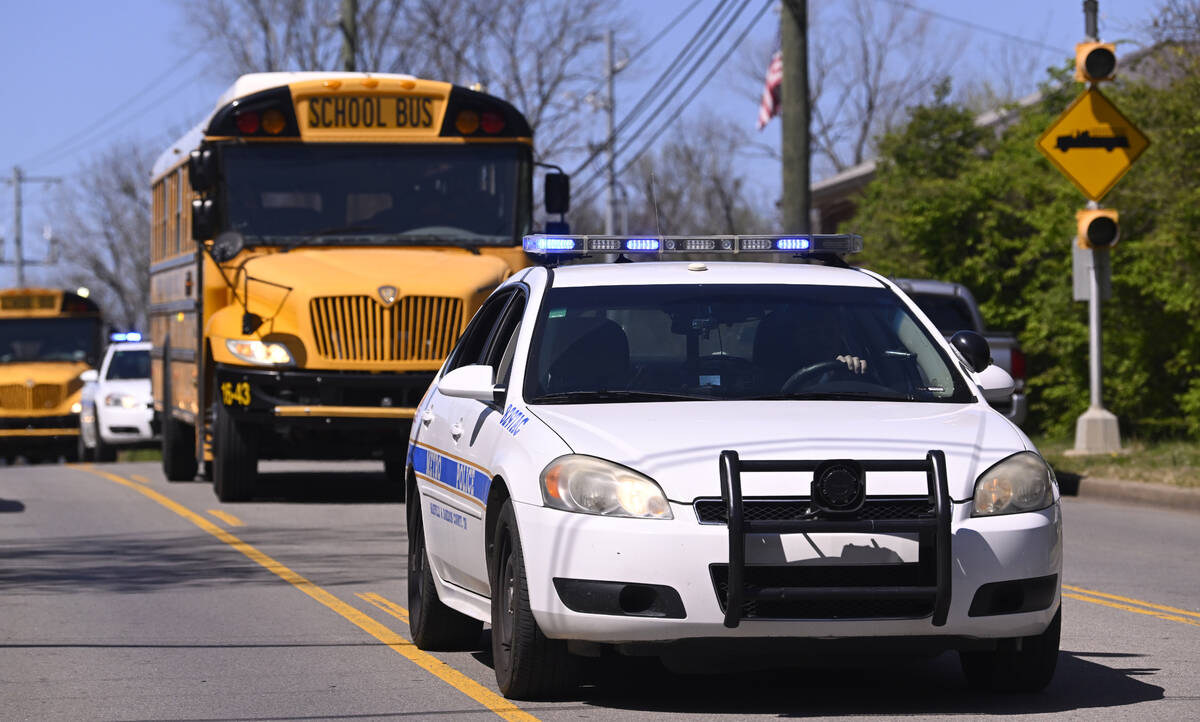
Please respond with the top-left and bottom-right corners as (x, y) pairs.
(405, 235), (1062, 700)
(77, 336), (156, 461)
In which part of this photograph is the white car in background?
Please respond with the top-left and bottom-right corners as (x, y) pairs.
(78, 339), (157, 462)
(405, 234), (1062, 700)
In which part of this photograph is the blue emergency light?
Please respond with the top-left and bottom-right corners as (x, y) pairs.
(521, 234), (862, 257)
(110, 331), (143, 342)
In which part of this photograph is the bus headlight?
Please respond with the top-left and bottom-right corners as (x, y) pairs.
(226, 339), (293, 366)
(104, 393), (141, 409)
(70, 401), (83, 414)
(540, 455), (672, 519)
(972, 451), (1056, 517)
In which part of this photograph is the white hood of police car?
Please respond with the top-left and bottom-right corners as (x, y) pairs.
(528, 400), (1029, 503)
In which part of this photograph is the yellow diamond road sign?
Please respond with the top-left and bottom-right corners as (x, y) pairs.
(1037, 87), (1150, 201)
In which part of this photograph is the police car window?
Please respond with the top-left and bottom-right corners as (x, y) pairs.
(909, 293), (975, 335)
(106, 349), (150, 380)
(525, 284), (973, 403)
(486, 295), (526, 384)
(445, 292), (512, 372)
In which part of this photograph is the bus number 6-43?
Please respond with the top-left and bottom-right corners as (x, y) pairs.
(221, 381), (251, 407)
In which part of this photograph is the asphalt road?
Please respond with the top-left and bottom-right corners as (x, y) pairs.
(1, 460), (1197, 721)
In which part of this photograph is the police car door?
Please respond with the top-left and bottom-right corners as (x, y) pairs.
(413, 290), (516, 597)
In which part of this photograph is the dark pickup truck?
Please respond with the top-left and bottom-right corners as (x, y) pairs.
(894, 278), (1027, 426)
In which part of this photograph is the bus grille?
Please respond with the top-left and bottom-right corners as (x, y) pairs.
(0, 384), (64, 411)
(310, 295), (464, 363)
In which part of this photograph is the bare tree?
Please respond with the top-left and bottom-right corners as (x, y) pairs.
(737, 0), (962, 178)
(53, 141), (154, 331)
(177, 0), (622, 161)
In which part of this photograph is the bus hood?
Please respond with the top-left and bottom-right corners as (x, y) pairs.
(236, 247), (513, 307)
(0, 361), (90, 387)
(529, 401), (1028, 502)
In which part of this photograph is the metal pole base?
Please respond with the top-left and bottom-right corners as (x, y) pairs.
(1066, 406), (1122, 456)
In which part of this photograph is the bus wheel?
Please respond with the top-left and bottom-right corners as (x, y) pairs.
(94, 420), (117, 463)
(213, 402), (258, 502)
(161, 371), (197, 482)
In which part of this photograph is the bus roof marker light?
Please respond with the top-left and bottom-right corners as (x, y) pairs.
(75, 287), (90, 298)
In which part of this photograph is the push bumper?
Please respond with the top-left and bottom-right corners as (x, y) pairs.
(515, 477), (1061, 644)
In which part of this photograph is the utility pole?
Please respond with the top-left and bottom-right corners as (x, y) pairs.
(3, 166), (61, 289)
(339, 0), (358, 72)
(781, 0), (810, 233)
(604, 29), (617, 235)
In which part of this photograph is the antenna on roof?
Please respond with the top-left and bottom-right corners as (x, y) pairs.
(649, 172), (663, 237)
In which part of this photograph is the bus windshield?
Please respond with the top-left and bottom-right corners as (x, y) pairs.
(221, 143), (531, 246)
(0, 318), (100, 363)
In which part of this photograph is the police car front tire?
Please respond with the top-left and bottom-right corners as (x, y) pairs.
(491, 499), (577, 699)
(959, 607), (1061, 692)
(406, 492), (483, 650)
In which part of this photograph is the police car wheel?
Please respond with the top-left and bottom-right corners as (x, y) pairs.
(406, 492), (482, 651)
(960, 607), (1061, 692)
(490, 500), (576, 700)
(76, 430), (93, 463)
(213, 402), (257, 502)
(94, 419), (117, 463)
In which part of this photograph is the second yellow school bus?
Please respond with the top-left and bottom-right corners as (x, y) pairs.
(150, 72), (564, 501)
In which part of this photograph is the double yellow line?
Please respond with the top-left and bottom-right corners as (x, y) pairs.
(1064, 583), (1200, 628)
(71, 465), (537, 722)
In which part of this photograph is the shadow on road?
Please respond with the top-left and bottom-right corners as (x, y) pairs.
(470, 636), (1163, 715)
(0, 498), (26, 512)
(248, 470), (403, 504)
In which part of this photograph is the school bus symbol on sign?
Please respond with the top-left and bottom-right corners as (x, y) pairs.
(1037, 87), (1149, 201)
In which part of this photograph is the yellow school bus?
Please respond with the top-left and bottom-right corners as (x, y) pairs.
(150, 72), (567, 501)
(0, 288), (102, 463)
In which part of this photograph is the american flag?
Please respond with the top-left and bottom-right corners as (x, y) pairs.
(756, 49), (782, 130)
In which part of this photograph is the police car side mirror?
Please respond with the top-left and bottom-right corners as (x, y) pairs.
(950, 330), (990, 373)
(80, 369), (99, 383)
(439, 364), (500, 403)
(975, 364), (1015, 403)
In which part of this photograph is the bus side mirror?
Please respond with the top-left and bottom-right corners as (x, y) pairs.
(188, 149), (215, 193)
(545, 172), (570, 215)
(192, 199), (217, 242)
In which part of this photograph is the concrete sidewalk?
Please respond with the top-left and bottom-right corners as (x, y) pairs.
(1065, 475), (1200, 513)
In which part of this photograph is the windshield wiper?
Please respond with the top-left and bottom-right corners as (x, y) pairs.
(532, 390), (713, 404)
(742, 391), (910, 401)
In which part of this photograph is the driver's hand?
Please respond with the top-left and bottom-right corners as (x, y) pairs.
(836, 354), (867, 374)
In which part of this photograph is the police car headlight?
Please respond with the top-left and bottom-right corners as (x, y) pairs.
(104, 393), (141, 409)
(226, 339), (293, 365)
(972, 451), (1055, 517)
(540, 455), (673, 519)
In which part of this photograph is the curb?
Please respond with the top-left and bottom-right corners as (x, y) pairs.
(1067, 476), (1200, 513)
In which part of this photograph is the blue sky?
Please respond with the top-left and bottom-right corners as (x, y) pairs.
(0, 0), (1160, 287)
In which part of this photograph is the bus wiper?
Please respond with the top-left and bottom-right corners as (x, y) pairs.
(532, 390), (713, 404)
(299, 224), (380, 236)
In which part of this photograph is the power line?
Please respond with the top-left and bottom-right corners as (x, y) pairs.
(20, 47), (204, 169)
(880, 0), (1072, 56)
(575, 0), (774, 210)
(571, 0), (734, 178)
(574, 0), (750, 197)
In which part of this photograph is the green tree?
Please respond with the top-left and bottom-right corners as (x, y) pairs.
(847, 55), (1200, 439)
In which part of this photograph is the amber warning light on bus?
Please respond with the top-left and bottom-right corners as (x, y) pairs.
(207, 87), (301, 138)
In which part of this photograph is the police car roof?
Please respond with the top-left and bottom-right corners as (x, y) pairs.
(543, 261), (885, 289)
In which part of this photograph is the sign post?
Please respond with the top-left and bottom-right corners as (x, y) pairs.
(1035, 2), (1148, 455)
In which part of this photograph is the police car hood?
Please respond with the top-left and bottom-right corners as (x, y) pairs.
(530, 401), (1027, 501)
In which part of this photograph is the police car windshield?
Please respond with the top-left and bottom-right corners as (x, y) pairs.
(106, 349), (150, 380)
(525, 284), (973, 404)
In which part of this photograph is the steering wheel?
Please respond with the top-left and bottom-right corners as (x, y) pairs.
(780, 360), (854, 393)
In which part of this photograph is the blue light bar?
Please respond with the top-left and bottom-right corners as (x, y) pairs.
(522, 234), (863, 258)
(109, 331), (143, 342)
(126, 331), (142, 342)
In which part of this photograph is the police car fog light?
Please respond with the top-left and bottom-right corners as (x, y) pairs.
(540, 455), (673, 519)
(971, 451), (1055, 517)
(553, 578), (686, 618)
(968, 574), (1058, 617)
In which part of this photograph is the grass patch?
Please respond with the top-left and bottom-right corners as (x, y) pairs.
(1036, 437), (1200, 488)
(118, 448), (162, 462)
